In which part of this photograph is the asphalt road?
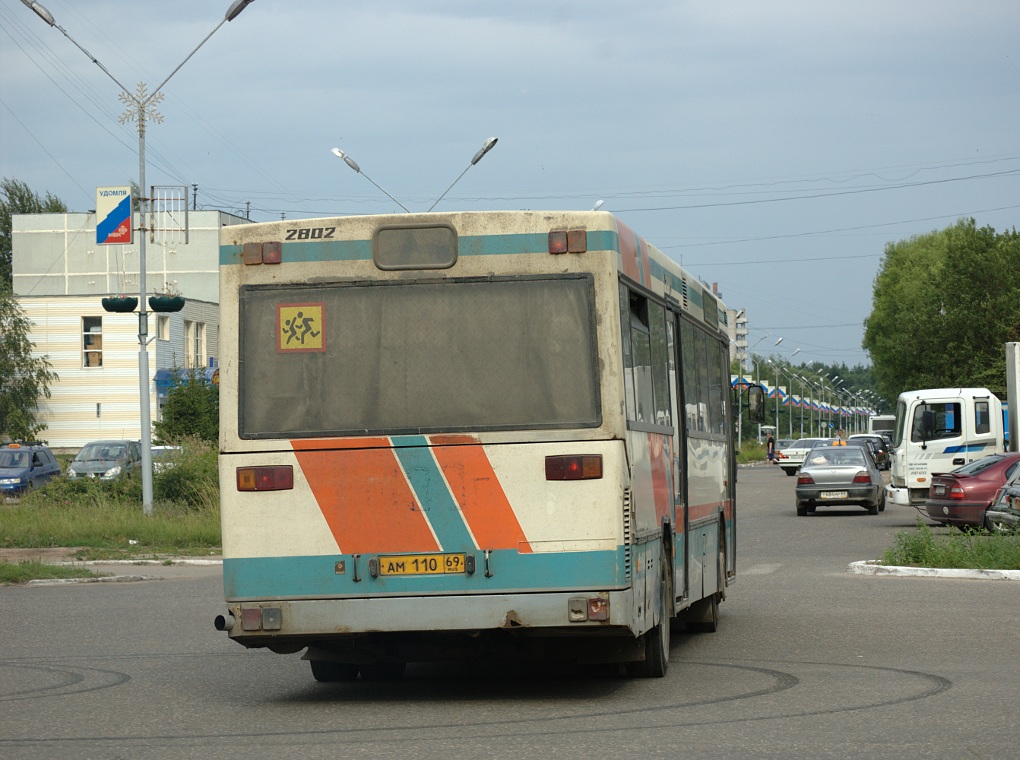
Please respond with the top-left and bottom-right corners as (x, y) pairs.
(2, 464), (1018, 759)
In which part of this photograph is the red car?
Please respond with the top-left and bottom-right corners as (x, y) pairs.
(924, 452), (1020, 528)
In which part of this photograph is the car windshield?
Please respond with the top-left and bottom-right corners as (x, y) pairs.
(0, 451), (29, 468)
(78, 444), (124, 461)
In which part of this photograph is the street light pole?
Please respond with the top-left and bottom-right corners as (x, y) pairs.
(25, 0), (255, 514)
(428, 137), (499, 212)
(330, 148), (411, 212)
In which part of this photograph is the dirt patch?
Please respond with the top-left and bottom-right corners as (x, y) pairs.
(0, 547), (86, 564)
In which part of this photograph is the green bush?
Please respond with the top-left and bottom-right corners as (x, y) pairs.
(153, 437), (219, 509)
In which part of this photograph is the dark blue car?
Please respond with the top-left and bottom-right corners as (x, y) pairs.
(0, 443), (62, 497)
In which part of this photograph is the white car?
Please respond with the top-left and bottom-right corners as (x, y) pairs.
(778, 438), (835, 476)
(151, 445), (182, 474)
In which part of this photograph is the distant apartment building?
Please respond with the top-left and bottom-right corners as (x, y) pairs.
(11, 210), (247, 449)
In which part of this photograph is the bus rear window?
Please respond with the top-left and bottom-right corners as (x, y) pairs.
(238, 275), (600, 438)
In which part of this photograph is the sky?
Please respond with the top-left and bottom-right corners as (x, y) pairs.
(2, 0), (1019, 370)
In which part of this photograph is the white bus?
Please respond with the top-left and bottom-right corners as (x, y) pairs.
(213, 210), (765, 679)
(867, 414), (895, 440)
(886, 388), (1004, 507)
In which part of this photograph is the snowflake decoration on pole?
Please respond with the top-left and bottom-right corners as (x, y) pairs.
(118, 82), (164, 136)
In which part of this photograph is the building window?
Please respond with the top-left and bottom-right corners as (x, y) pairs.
(196, 323), (206, 367)
(185, 320), (207, 368)
(157, 315), (170, 341)
(83, 316), (103, 368)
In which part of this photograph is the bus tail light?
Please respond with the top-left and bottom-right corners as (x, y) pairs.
(568, 595), (609, 622)
(546, 455), (602, 480)
(242, 241), (282, 265)
(237, 465), (294, 491)
(549, 229), (587, 254)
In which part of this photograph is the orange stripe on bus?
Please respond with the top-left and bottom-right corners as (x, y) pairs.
(617, 219), (641, 282)
(432, 444), (533, 554)
(293, 447), (439, 554)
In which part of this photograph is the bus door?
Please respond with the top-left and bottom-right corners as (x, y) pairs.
(666, 310), (689, 603)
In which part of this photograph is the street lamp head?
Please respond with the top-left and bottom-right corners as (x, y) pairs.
(791, 348), (801, 357)
(22, 0), (54, 25)
(225, 0), (255, 21)
(471, 136), (498, 165)
(773, 337), (783, 347)
(330, 147), (361, 173)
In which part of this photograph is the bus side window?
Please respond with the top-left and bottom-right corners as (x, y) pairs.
(628, 292), (654, 423)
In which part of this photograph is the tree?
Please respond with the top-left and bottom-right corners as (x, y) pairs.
(1, 178), (69, 288)
(0, 287), (58, 441)
(863, 219), (1020, 401)
(153, 369), (219, 444)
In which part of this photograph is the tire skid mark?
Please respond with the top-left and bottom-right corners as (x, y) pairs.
(0, 659), (951, 748)
(0, 662), (130, 702)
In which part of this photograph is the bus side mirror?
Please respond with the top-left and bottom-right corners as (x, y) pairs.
(747, 385), (766, 424)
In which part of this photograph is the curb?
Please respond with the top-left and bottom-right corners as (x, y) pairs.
(66, 558), (223, 566)
(24, 557), (223, 585)
(848, 560), (1020, 581)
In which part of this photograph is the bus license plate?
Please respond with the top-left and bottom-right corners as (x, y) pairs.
(820, 491), (848, 499)
(378, 553), (466, 576)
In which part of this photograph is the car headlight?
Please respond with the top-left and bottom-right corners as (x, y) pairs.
(102, 465), (122, 479)
(0, 477), (25, 485)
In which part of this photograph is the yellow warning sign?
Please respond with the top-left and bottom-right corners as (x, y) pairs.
(277, 303), (325, 352)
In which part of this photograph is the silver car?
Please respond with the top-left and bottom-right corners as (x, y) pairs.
(67, 439), (142, 480)
(984, 481), (1020, 533)
(795, 442), (885, 515)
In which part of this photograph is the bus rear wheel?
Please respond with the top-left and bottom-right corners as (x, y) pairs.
(310, 660), (359, 682)
(626, 562), (671, 678)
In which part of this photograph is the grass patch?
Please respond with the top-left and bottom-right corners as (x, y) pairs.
(0, 560), (103, 585)
(1, 494), (220, 558)
(882, 518), (1020, 570)
(1, 439), (220, 561)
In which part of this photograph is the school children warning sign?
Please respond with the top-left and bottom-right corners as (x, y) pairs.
(277, 303), (325, 353)
(96, 186), (132, 245)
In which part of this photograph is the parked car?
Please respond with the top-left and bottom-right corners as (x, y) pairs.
(984, 479), (1020, 533)
(151, 445), (182, 474)
(778, 438), (834, 476)
(847, 433), (891, 470)
(67, 439), (142, 480)
(795, 441), (885, 515)
(924, 452), (1020, 528)
(0, 442), (61, 496)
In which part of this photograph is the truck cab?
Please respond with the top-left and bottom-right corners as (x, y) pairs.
(886, 388), (1004, 507)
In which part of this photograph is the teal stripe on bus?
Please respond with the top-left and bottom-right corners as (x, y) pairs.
(391, 436), (477, 550)
(222, 547), (627, 599)
(219, 231), (619, 266)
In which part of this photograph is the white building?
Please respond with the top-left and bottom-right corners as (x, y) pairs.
(12, 210), (247, 449)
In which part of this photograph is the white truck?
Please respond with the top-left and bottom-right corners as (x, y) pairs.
(886, 388), (1005, 508)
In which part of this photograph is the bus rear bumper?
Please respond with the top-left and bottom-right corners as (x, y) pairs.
(217, 590), (638, 649)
